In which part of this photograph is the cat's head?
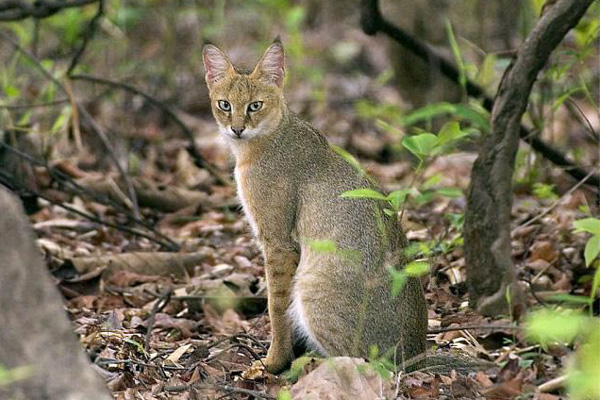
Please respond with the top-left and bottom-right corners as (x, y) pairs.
(203, 41), (285, 141)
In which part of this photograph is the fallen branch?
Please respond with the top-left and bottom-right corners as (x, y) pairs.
(360, 0), (599, 189)
(145, 288), (172, 353)
(0, 170), (179, 250)
(76, 176), (216, 212)
(69, 250), (211, 276)
(0, 141), (179, 248)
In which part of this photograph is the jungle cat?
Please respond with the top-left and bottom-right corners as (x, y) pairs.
(202, 41), (427, 374)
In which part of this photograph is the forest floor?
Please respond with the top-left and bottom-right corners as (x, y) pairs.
(4, 8), (597, 399)
(28, 96), (595, 400)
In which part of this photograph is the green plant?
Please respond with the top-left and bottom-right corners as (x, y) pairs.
(340, 121), (473, 296)
(527, 212), (600, 400)
(277, 387), (293, 400)
(532, 183), (559, 201)
(341, 121), (470, 214)
(573, 217), (600, 269)
(526, 308), (599, 400)
(362, 345), (396, 377)
(387, 261), (429, 298)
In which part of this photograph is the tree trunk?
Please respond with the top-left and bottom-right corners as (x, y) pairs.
(464, 0), (594, 316)
(0, 186), (111, 400)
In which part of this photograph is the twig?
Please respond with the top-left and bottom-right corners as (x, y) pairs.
(0, 31), (142, 220)
(538, 375), (568, 393)
(66, 0), (104, 75)
(565, 98), (600, 143)
(69, 74), (233, 187)
(164, 384), (275, 400)
(216, 384), (275, 400)
(95, 357), (187, 371)
(360, 0), (600, 189)
(0, 99), (69, 109)
(0, 0), (99, 21)
(0, 171), (178, 250)
(144, 288), (173, 353)
(512, 168), (597, 234)
(207, 333), (269, 353)
(0, 141), (179, 249)
(428, 324), (521, 334)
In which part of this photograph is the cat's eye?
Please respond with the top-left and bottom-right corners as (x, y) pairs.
(218, 100), (231, 112)
(247, 101), (263, 113)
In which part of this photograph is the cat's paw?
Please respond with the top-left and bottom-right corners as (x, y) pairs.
(264, 351), (293, 374)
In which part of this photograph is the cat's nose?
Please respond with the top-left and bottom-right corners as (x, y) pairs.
(231, 126), (245, 137)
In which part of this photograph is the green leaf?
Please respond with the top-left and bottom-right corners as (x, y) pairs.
(435, 187), (463, 198)
(566, 328), (600, 400)
(573, 218), (600, 236)
(422, 174), (442, 190)
(436, 121), (468, 147)
(51, 107), (71, 134)
(477, 53), (496, 87)
(526, 309), (587, 344)
(341, 188), (387, 201)
(277, 388), (293, 400)
(387, 188), (419, 209)
(404, 261), (430, 277)
(446, 19), (466, 89)
(333, 146), (365, 174)
(387, 266), (408, 299)
(285, 6), (305, 29)
(400, 103), (456, 126)
(533, 183), (558, 201)
(451, 103), (489, 130)
(399, 102), (489, 130)
(548, 293), (594, 305)
(553, 87), (583, 112)
(383, 208), (396, 217)
(591, 266), (600, 299)
(402, 133), (438, 159)
(3, 85), (20, 98)
(584, 235), (600, 267)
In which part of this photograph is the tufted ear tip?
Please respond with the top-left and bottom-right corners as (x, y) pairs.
(202, 44), (233, 90)
(252, 41), (285, 88)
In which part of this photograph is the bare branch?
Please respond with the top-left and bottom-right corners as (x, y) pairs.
(0, 0), (99, 21)
(0, 141), (180, 250)
(69, 74), (233, 187)
(66, 0), (104, 74)
(0, 171), (178, 250)
(0, 30), (142, 219)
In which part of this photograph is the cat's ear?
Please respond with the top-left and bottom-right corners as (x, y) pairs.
(203, 44), (233, 90)
(251, 40), (285, 88)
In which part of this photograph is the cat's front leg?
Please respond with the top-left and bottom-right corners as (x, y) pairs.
(262, 242), (299, 374)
